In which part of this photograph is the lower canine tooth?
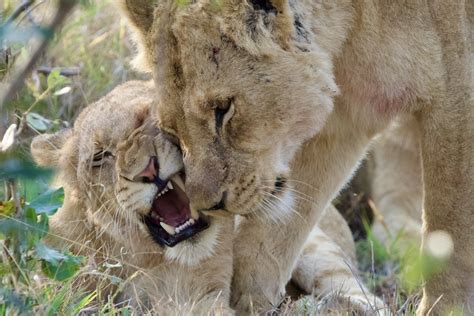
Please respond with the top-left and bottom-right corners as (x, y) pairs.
(160, 222), (176, 235)
(167, 182), (173, 190)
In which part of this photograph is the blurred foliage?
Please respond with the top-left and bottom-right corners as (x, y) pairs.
(0, 179), (84, 313)
(0, 1), (139, 313)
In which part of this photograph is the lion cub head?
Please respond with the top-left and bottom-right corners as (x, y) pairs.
(31, 81), (221, 266)
(120, 1), (338, 218)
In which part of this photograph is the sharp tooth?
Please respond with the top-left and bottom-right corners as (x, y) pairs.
(167, 182), (173, 190)
(171, 175), (185, 191)
(189, 218), (196, 225)
(160, 222), (176, 235)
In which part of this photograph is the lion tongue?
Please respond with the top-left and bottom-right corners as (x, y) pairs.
(152, 183), (191, 227)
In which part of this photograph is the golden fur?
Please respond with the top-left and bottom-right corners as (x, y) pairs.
(31, 81), (234, 314)
(371, 115), (423, 247)
(31, 80), (385, 314)
(32, 82), (383, 314)
(121, 1), (473, 314)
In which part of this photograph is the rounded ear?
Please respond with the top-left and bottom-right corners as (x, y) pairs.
(223, 0), (293, 54)
(30, 129), (72, 167)
(118, 0), (158, 71)
(118, 0), (156, 35)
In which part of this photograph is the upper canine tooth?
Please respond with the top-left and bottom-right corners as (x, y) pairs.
(171, 175), (185, 191)
(167, 182), (173, 190)
(189, 218), (196, 225)
(160, 222), (176, 235)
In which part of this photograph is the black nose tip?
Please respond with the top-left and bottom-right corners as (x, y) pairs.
(201, 191), (227, 211)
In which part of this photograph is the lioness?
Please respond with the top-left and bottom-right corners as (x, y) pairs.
(31, 81), (384, 314)
(120, 0), (473, 314)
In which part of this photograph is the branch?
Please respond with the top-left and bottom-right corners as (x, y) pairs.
(0, 0), (76, 109)
(2, 0), (36, 27)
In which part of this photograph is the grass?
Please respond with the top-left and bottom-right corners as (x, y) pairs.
(1, 1), (430, 314)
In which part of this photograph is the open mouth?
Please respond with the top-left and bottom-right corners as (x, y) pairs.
(143, 173), (209, 247)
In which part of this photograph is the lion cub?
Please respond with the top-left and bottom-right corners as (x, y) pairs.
(32, 81), (384, 314)
(31, 81), (233, 313)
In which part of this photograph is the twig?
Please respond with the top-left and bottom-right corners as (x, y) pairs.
(2, 0), (36, 27)
(15, 0), (46, 26)
(6, 179), (22, 217)
(37, 65), (81, 77)
(0, 0), (76, 109)
(14, 87), (51, 137)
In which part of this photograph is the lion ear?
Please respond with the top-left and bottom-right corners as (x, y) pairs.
(118, 0), (158, 71)
(223, 0), (293, 53)
(31, 129), (72, 167)
(118, 0), (156, 35)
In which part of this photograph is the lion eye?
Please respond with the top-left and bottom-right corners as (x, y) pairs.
(91, 150), (114, 167)
(214, 97), (235, 134)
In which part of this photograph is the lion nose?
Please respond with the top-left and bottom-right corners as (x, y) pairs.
(199, 191), (227, 212)
(135, 156), (159, 183)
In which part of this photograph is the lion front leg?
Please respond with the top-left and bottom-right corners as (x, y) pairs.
(231, 107), (376, 314)
(417, 103), (474, 315)
(416, 2), (474, 314)
(416, 95), (474, 313)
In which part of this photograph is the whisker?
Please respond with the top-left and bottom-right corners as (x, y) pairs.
(260, 185), (318, 206)
(261, 191), (304, 221)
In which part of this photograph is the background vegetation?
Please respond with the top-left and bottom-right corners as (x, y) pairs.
(1, 1), (436, 314)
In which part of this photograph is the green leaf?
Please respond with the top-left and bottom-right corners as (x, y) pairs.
(28, 187), (64, 215)
(46, 69), (70, 90)
(45, 286), (67, 316)
(70, 291), (97, 315)
(0, 262), (11, 277)
(0, 200), (15, 216)
(0, 209), (48, 249)
(36, 242), (67, 265)
(26, 112), (51, 132)
(37, 243), (83, 281)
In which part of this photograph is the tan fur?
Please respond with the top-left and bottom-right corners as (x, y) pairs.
(32, 80), (383, 314)
(371, 115), (423, 247)
(120, 1), (473, 314)
(31, 81), (234, 314)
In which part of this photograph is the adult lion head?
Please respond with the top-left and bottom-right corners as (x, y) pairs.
(120, 0), (338, 216)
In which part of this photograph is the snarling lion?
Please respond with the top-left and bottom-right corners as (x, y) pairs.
(31, 81), (384, 314)
(31, 81), (234, 313)
(120, 0), (473, 314)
